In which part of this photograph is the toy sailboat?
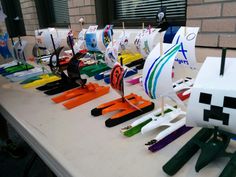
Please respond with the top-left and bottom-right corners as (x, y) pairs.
(50, 59), (109, 109)
(36, 27), (106, 93)
(49, 34), (110, 109)
(0, 37), (34, 76)
(123, 42), (187, 133)
(6, 36), (52, 82)
(163, 48), (236, 177)
(97, 24), (140, 84)
(22, 29), (64, 88)
(91, 58), (154, 127)
(126, 24), (161, 85)
(121, 28), (198, 152)
(80, 25), (113, 77)
(121, 26), (199, 151)
(22, 45), (62, 89)
(81, 25), (111, 77)
(36, 34), (86, 95)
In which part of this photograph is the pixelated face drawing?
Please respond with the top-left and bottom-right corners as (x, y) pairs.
(199, 92), (236, 126)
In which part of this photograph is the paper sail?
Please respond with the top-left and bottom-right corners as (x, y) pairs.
(74, 29), (87, 53)
(12, 40), (20, 60)
(85, 25), (100, 52)
(118, 31), (130, 52)
(134, 29), (144, 54)
(0, 32), (12, 59)
(142, 42), (181, 102)
(17, 40), (28, 64)
(139, 27), (160, 58)
(42, 28), (61, 52)
(67, 30), (74, 49)
(187, 57), (236, 134)
(172, 27), (199, 70)
(0, 2), (6, 22)
(35, 31), (46, 49)
(102, 25), (113, 48)
(110, 62), (126, 97)
(105, 39), (120, 68)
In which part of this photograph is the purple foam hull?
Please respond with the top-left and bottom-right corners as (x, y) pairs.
(126, 77), (140, 85)
(148, 126), (192, 152)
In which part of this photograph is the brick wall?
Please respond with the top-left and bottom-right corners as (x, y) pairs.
(68, 0), (96, 32)
(187, 0), (236, 48)
(19, 0), (39, 36)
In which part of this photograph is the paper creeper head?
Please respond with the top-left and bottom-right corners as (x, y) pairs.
(198, 92), (235, 125)
(187, 57), (236, 134)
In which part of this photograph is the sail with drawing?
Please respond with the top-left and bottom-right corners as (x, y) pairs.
(121, 27), (199, 151)
(91, 44), (154, 127)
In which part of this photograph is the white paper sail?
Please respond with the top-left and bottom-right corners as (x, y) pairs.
(97, 30), (106, 51)
(17, 40), (28, 64)
(42, 28), (61, 52)
(0, 2), (6, 22)
(142, 42), (181, 103)
(85, 25), (101, 52)
(134, 29), (145, 54)
(129, 42), (186, 136)
(135, 27), (160, 58)
(73, 29), (87, 53)
(105, 40), (119, 68)
(121, 27), (198, 140)
(118, 31), (130, 52)
(187, 57), (236, 134)
(104, 31), (129, 68)
(172, 27), (199, 70)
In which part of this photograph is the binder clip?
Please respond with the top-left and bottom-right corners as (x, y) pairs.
(52, 82), (110, 109)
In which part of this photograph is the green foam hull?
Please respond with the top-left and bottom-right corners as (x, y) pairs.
(5, 64), (34, 74)
(81, 63), (110, 77)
